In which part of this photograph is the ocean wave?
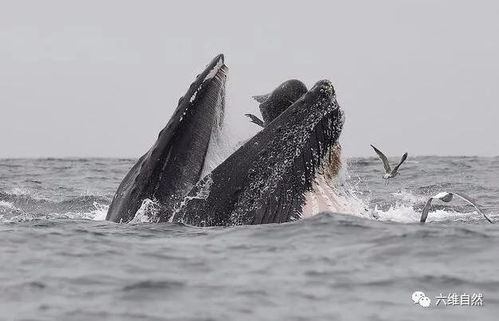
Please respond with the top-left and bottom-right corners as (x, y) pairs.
(122, 280), (185, 292)
(0, 191), (110, 223)
(0, 200), (17, 210)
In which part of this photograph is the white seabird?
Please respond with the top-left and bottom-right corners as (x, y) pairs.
(370, 144), (408, 181)
(420, 191), (494, 224)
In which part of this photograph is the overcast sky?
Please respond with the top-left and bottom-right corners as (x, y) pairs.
(1, 0), (498, 158)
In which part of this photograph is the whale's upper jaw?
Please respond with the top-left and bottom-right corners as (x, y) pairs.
(105, 54), (228, 223)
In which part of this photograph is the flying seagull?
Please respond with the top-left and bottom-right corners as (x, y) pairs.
(244, 94), (269, 128)
(420, 192), (494, 224)
(370, 145), (408, 181)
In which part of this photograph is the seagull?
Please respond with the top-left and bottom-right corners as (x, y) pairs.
(420, 191), (494, 224)
(370, 145), (408, 181)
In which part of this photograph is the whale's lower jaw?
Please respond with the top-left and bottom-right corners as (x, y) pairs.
(106, 55), (228, 223)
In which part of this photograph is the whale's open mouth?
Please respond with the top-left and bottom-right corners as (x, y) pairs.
(107, 55), (344, 226)
(172, 79), (345, 226)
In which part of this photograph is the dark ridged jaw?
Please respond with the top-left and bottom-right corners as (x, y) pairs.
(150, 57), (228, 221)
(240, 80), (345, 224)
(302, 80), (344, 182)
(173, 79), (345, 226)
(106, 55), (228, 223)
(176, 54), (227, 123)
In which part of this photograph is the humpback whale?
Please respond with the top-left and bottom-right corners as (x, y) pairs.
(106, 55), (228, 223)
(171, 80), (345, 226)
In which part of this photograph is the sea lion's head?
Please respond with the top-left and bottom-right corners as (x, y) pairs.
(249, 79), (308, 126)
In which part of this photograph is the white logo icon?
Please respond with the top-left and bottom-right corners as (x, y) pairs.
(412, 291), (431, 307)
(419, 296), (431, 307)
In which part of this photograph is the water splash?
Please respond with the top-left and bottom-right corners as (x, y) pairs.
(130, 198), (161, 223)
(200, 113), (249, 179)
(0, 200), (17, 210)
(303, 156), (492, 224)
(7, 187), (32, 196)
(89, 202), (109, 221)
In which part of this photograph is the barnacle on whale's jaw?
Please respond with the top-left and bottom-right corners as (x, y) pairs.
(318, 80), (335, 97)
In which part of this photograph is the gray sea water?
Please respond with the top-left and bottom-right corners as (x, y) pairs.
(1, 157), (498, 321)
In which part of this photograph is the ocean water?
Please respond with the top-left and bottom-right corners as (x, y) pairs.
(1, 157), (498, 320)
